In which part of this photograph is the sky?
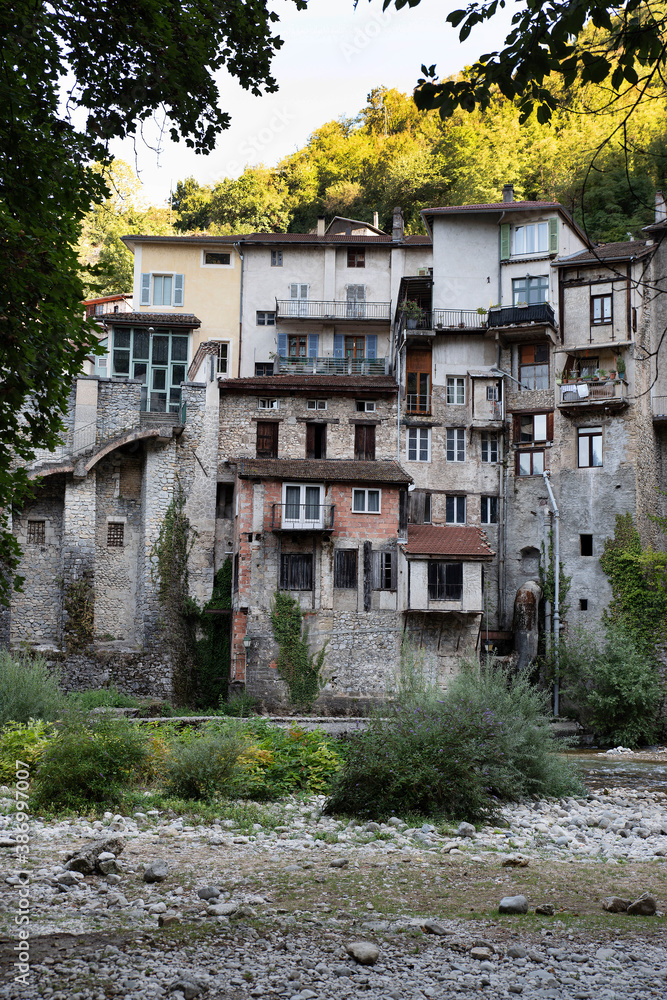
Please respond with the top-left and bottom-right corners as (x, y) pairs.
(111, 0), (516, 208)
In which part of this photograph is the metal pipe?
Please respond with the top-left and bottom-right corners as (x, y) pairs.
(542, 470), (560, 717)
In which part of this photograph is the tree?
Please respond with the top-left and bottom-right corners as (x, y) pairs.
(0, 0), (305, 603)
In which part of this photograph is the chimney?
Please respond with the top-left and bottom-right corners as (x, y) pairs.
(655, 191), (666, 223)
(392, 206), (404, 242)
(317, 216), (326, 237)
(502, 184), (514, 203)
(373, 211), (379, 229)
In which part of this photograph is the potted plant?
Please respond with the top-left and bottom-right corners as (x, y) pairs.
(477, 306), (488, 316)
(400, 300), (425, 328)
(598, 368), (608, 380)
(616, 356), (626, 378)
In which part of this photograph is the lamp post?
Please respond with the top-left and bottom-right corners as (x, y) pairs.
(242, 634), (252, 652)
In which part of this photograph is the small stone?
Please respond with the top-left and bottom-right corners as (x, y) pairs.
(158, 912), (181, 927)
(144, 861), (169, 883)
(345, 941), (379, 966)
(627, 892), (657, 916)
(148, 902), (168, 914)
(329, 858), (348, 868)
(470, 947), (493, 960)
(601, 896), (630, 913)
(197, 886), (220, 900)
(207, 901), (238, 917)
(0, 838), (17, 848)
(499, 895), (528, 914)
(55, 872), (84, 887)
(169, 981), (202, 1000)
(97, 859), (120, 876)
(508, 986), (523, 995)
(421, 920), (453, 936)
(507, 944), (527, 959)
(502, 855), (529, 868)
(457, 822), (476, 838)
(97, 852), (115, 862)
(332, 965), (355, 978)
(535, 903), (555, 916)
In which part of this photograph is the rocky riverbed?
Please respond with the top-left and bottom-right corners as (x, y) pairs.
(1, 782), (666, 999)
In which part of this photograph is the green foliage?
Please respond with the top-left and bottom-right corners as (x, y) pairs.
(557, 626), (663, 747)
(67, 685), (141, 711)
(63, 577), (95, 653)
(0, 719), (56, 783)
(163, 722), (245, 801)
(0, 651), (65, 726)
(30, 715), (150, 809)
(196, 560), (232, 709)
(219, 691), (258, 717)
(600, 513), (667, 657)
(326, 660), (581, 823)
(238, 719), (344, 798)
(270, 590), (328, 708)
(389, 636), (438, 705)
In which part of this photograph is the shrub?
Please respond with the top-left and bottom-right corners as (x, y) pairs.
(0, 651), (65, 726)
(67, 684), (141, 710)
(0, 719), (56, 783)
(163, 721), (245, 800)
(219, 691), (258, 717)
(30, 714), (150, 809)
(270, 590), (328, 708)
(238, 720), (344, 798)
(325, 660), (581, 823)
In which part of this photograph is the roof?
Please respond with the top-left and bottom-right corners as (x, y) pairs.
(325, 215), (386, 236)
(554, 240), (654, 265)
(424, 200), (562, 215)
(104, 312), (201, 328)
(122, 233), (431, 248)
(236, 458), (412, 485)
(219, 374), (398, 395)
(83, 293), (132, 305)
(404, 524), (495, 559)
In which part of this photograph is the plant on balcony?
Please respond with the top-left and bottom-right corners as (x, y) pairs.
(616, 356), (626, 377)
(400, 299), (425, 328)
(477, 306), (488, 315)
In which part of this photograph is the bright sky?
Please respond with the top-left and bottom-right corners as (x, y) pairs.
(110, 0), (516, 208)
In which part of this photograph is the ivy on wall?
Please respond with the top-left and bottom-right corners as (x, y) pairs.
(63, 576), (95, 653)
(196, 559), (232, 709)
(270, 590), (328, 709)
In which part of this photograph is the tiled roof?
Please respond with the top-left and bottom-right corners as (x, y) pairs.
(424, 201), (562, 214)
(123, 233), (431, 246)
(219, 375), (397, 394)
(554, 240), (653, 265)
(236, 458), (412, 485)
(404, 524), (495, 559)
(104, 312), (201, 328)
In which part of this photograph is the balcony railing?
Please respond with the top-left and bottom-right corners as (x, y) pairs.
(276, 300), (391, 322)
(277, 356), (389, 376)
(558, 379), (628, 407)
(652, 395), (667, 419)
(400, 309), (485, 334)
(406, 393), (431, 413)
(271, 503), (336, 531)
(487, 303), (556, 328)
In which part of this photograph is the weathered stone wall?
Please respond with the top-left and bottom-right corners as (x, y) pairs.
(96, 379), (143, 438)
(34, 647), (173, 699)
(94, 454), (142, 643)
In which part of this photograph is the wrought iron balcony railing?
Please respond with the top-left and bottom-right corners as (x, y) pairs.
(487, 302), (556, 328)
(276, 300), (391, 322)
(277, 356), (389, 376)
(271, 503), (336, 531)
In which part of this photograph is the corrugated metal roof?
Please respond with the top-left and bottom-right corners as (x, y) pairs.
(236, 458), (412, 484)
(404, 524), (495, 558)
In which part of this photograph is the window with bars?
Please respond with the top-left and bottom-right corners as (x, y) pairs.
(334, 549), (358, 588)
(481, 496), (499, 524)
(446, 376), (465, 405)
(446, 496), (466, 524)
(280, 553), (313, 590)
(27, 520), (45, 545)
(428, 562), (463, 601)
(107, 522), (124, 547)
(446, 428), (465, 462)
(256, 421), (278, 458)
(406, 427), (430, 462)
(481, 432), (498, 463)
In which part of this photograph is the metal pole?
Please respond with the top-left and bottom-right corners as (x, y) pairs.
(542, 470), (560, 716)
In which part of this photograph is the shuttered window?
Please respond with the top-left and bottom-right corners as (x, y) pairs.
(280, 554), (313, 590)
(371, 549), (396, 590)
(256, 421), (278, 458)
(334, 549), (358, 588)
(354, 424), (375, 461)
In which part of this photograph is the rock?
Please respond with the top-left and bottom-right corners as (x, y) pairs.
(0, 838), (17, 848)
(535, 903), (555, 916)
(329, 858), (348, 868)
(499, 895), (528, 914)
(502, 855), (529, 868)
(627, 892), (657, 916)
(65, 836), (126, 875)
(387, 817), (403, 827)
(143, 860), (169, 883)
(332, 965), (355, 977)
(365, 821), (381, 832)
(457, 822), (476, 838)
(601, 896), (630, 913)
(207, 901), (238, 917)
(97, 859), (120, 875)
(421, 920), (453, 936)
(148, 902), (168, 914)
(345, 941), (380, 966)
(470, 947), (493, 960)
(169, 980), (204, 1000)
(55, 872), (84, 887)
(197, 886), (220, 900)
(97, 851), (116, 862)
(158, 912), (181, 927)
(507, 944), (527, 959)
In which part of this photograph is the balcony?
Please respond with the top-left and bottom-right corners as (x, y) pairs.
(276, 300), (391, 323)
(471, 398), (504, 428)
(399, 308), (486, 336)
(652, 395), (667, 422)
(558, 379), (628, 413)
(406, 393), (431, 414)
(487, 303), (556, 330)
(271, 502), (336, 532)
(277, 356), (389, 376)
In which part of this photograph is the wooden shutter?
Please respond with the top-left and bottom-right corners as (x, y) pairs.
(363, 541), (372, 611)
(512, 413), (522, 443)
(366, 334), (377, 359)
(333, 333), (344, 358)
(355, 424), (375, 461)
(277, 333), (287, 357)
(140, 273), (151, 306)
(399, 489), (408, 536)
(256, 421), (278, 458)
(173, 274), (184, 306)
(334, 549), (357, 589)
(546, 411), (554, 441)
(307, 334), (319, 358)
(548, 217), (559, 254)
(500, 223), (511, 260)
(409, 490), (426, 524)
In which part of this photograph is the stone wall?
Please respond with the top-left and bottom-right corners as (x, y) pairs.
(34, 647), (174, 700)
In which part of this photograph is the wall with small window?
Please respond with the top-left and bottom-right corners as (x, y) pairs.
(10, 478), (64, 645)
(559, 260), (644, 350)
(407, 558), (484, 612)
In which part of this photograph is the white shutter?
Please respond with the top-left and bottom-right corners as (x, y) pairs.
(140, 273), (151, 306)
(173, 273), (184, 307)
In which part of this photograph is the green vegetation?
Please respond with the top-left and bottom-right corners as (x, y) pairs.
(67, 684), (141, 711)
(238, 719), (344, 799)
(325, 659), (582, 823)
(270, 590), (328, 709)
(0, 718), (55, 782)
(163, 722), (245, 801)
(0, 651), (66, 726)
(196, 559), (232, 709)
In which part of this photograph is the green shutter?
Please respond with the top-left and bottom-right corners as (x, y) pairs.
(500, 223), (510, 260)
(548, 218), (558, 254)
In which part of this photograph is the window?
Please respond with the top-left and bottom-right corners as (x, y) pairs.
(256, 311), (276, 326)
(354, 424), (376, 461)
(406, 348), (431, 413)
(409, 491), (431, 524)
(112, 327), (188, 413)
(591, 294), (612, 325)
(579, 357), (599, 378)
(355, 400), (376, 412)
(306, 423), (326, 459)
(486, 385), (499, 401)
(256, 421), (278, 458)
(446, 496), (466, 524)
(216, 343), (229, 375)
(446, 428), (465, 462)
(280, 554), (313, 590)
(407, 427), (430, 462)
(579, 599), (589, 611)
(519, 344), (549, 389)
(372, 550), (396, 590)
(513, 222), (549, 255)
(307, 399), (327, 410)
(481, 432), (498, 463)
(107, 522), (124, 547)
(512, 275), (549, 305)
(428, 562), (463, 601)
(446, 377), (465, 405)
(334, 549), (358, 588)
(27, 520), (45, 545)
(347, 248), (365, 268)
(515, 412), (552, 443)
(580, 534), (594, 556)
(255, 362), (274, 377)
(345, 334), (365, 357)
(140, 272), (185, 307)
(271, 250), (283, 266)
(517, 450), (545, 476)
(346, 286), (366, 319)
(216, 483), (234, 519)
(283, 484), (323, 527)
(578, 427), (602, 468)
(204, 251), (231, 265)
(481, 496), (499, 524)
(353, 489), (380, 513)
(257, 398), (278, 410)
(288, 284), (308, 316)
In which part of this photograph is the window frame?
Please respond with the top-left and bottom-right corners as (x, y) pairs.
(334, 548), (358, 589)
(427, 561), (464, 601)
(282, 483), (324, 528)
(280, 553), (313, 591)
(355, 400), (376, 412)
(481, 495), (499, 524)
(578, 427), (603, 468)
(519, 343), (549, 390)
(271, 250), (283, 267)
(257, 398), (278, 410)
(591, 294), (612, 326)
(516, 449), (545, 477)
(347, 248), (365, 268)
(372, 549), (396, 591)
(307, 399), (327, 410)
(26, 520), (46, 545)
(256, 310), (276, 326)
(216, 342), (229, 375)
(445, 495), (466, 525)
(481, 432), (499, 463)
(352, 488), (381, 514)
(446, 376), (466, 405)
(202, 250), (232, 267)
(512, 221), (549, 256)
(446, 427), (466, 462)
(512, 275), (549, 305)
(255, 362), (274, 377)
(406, 426), (431, 463)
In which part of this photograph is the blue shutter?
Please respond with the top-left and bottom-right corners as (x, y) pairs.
(173, 274), (184, 307)
(333, 334), (344, 358)
(366, 334), (377, 359)
(140, 273), (151, 306)
(277, 333), (287, 357)
(307, 334), (319, 358)
(94, 338), (109, 377)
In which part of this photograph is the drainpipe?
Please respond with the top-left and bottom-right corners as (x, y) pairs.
(233, 243), (244, 378)
(542, 470), (560, 717)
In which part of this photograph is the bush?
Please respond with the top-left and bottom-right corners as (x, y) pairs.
(558, 626), (662, 747)
(0, 719), (56, 783)
(163, 721), (245, 800)
(30, 714), (150, 809)
(67, 684), (141, 710)
(0, 651), (66, 726)
(238, 719), (344, 798)
(325, 660), (581, 823)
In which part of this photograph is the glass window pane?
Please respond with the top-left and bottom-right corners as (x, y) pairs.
(408, 430), (416, 461)
(152, 368), (166, 390)
(286, 486), (300, 520)
(514, 227), (524, 254)
(133, 330), (149, 359)
(446, 497), (454, 522)
(592, 435), (603, 467)
(305, 487), (321, 519)
(457, 497), (465, 522)
(526, 225), (535, 253)
(172, 337), (188, 362)
(353, 490), (365, 512)
(579, 436), (589, 467)
(537, 222), (548, 251)
(152, 276), (163, 305)
(133, 362), (147, 382)
(150, 392), (166, 412)
(534, 414), (547, 441)
(113, 350), (130, 375)
(519, 453), (531, 476)
(533, 451), (544, 474)
(419, 431), (429, 461)
(152, 335), (169, 365)
(114, 330), (130, 349)
(162, 275), (172, 304)
(368, 490), (380, 512)
(171, 364), (186, 386)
